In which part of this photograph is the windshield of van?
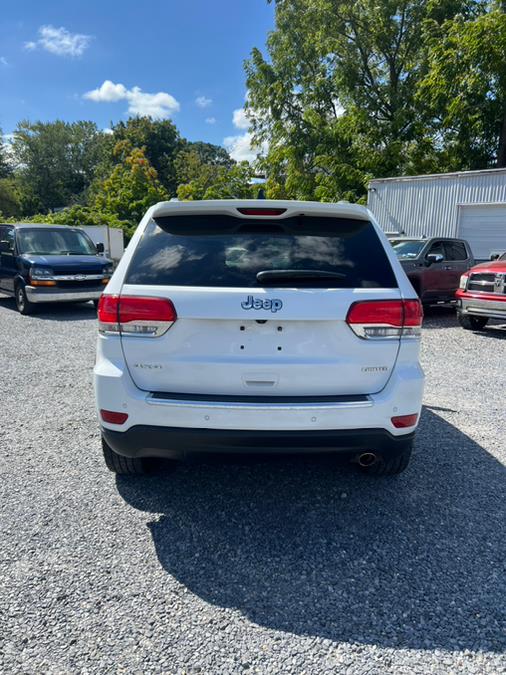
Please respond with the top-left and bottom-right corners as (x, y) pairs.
(125, 215), (398, 289)
(17, 228), (97, 256)
(390, 239), (426, 259)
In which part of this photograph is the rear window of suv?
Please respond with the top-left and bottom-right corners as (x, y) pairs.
(125, 215), (398, 289)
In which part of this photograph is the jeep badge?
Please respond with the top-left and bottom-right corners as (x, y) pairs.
(241, 296), (283, 313)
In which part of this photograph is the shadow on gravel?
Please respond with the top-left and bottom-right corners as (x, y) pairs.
(421, 306), (459, 330)
(0, 296), (96, 321)
(116, 409), (506, 653)
(475, 326), (506, 340)
(421, 306), (506, 337)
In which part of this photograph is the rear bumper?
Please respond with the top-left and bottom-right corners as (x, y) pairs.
(102, 425), (415, 460)
(94, 330), (424, 458)
(457, 295), (506, 320)
(25, 286), (103, 303)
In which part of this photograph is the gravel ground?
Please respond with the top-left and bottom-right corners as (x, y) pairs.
(0, 298), (505, 674)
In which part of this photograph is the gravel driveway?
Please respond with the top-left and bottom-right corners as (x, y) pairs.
(1, 298), (505, 674)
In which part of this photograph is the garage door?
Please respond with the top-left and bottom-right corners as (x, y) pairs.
(458, 204), (506, 260)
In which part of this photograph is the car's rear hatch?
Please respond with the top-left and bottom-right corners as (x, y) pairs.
(118, 206), (403, 397)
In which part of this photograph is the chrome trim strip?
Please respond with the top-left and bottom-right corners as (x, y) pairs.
(145, 394), (373, 411)
(25, 287), (103, 303)
(53, 273), (106, 281)
(461, 298), (506, 317)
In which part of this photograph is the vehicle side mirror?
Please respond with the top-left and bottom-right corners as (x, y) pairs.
(96, 242), (105, 254)
(425, 253), (444, 266)
(490, 253), (499, 261)
(0, 240), (12, 253)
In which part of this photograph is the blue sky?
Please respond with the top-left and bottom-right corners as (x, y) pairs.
(0, 0), (274, 161)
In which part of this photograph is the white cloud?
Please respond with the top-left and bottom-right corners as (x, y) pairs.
(232, 108), (249, 130)
(25, 25), (92, 57)
(224, 101), (265, 162)
(84, 80), (127, 102)
(0, 56), (9, 66)
(224, 132), (264, 163)
(205, 117), (216, 125)
(196, 95), (212, 108)
(102, 128), (114, 135)
(84, 80), (180, 119)
(127, 88), (180, 118)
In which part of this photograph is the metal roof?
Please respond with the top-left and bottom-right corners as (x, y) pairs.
(369, 167), (506, 185)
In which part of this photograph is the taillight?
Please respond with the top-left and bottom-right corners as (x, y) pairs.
(459, 273), (469, 290)
(403, 300), (424, 327)
(98, 295), (177, 337)
(346, 299), (423, 339)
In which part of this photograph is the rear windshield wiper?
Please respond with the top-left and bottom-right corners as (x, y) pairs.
(256, 269), (347, 284)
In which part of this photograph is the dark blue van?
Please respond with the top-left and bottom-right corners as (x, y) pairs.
(0, 223), (114, 314)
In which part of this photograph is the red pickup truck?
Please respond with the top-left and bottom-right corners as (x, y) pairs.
(456, 253), (506, 329)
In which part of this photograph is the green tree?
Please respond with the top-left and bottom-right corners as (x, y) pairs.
(246, 0), (487, 200)
(181, 141), (233, 168)
(419, 5), (506, 168)
(0, 129), (12, 179)
(93, 142), (168, 233)
(0, 179), (21, 218)
(111, 117), (184, 195)
(177, 161), (256, 200)
(203, 163), (257, 199)
(174, 149), (221, 189)
(11, 120), (109, 213)
(21, 205), (129, 231)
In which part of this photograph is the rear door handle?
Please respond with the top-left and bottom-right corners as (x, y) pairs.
(444, 266), (453, 270)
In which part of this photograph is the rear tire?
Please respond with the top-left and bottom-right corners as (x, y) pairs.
(102, 436), (146, 475)
(360, 445), (412, 476)
(457, 313), (488, 331)
(15, 283), (35, 315)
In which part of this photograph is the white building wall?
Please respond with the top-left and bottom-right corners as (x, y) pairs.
(368, 168), (506, 237)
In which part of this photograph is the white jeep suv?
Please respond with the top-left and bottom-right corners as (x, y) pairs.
(94, 200), (424, 476)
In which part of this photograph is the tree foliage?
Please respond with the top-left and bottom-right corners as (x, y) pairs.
(0, 130), (12, 179)
(181, 141), (234, 169)
(12, 120), (108, 213)
(93, 142), (168, 234)
(110, 117), (183, 195)
(246, 0), (490, 201)
(16, 205), (129, 230)
(0, 179), (21, 219)
(177, 160), (256, 200)
(419, 5), (506, 167)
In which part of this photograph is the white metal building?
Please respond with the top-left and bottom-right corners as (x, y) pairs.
(367, 168), (506, 259)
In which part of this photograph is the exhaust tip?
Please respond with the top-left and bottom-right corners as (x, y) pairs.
(358, 452), (377, 467)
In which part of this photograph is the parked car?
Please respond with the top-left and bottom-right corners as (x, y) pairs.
(0, 223), (113, 314)
(455, 252), (506, 329)
(390, 237), (474, 306)
(95, 200), (424, 477)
